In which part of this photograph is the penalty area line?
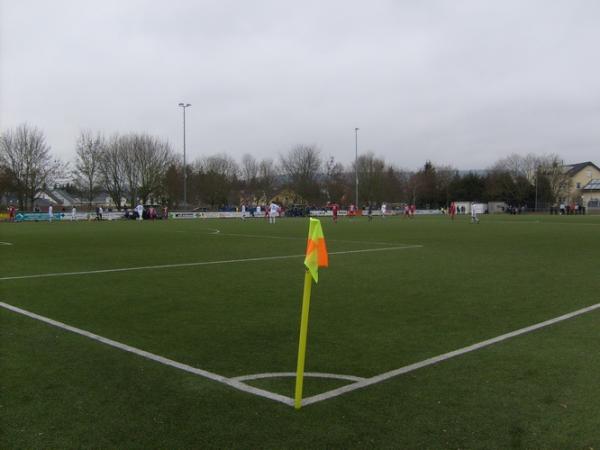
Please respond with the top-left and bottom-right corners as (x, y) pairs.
(0, 245), (422, 281)
(300, 302), (600, 407)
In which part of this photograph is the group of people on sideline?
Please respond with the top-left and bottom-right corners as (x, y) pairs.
(2, 200), (591, 223)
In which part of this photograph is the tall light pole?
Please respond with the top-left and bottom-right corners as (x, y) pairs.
(354, 127), (359, 209)
(178, 103), (191, 207)
(535, 164), (542, 212)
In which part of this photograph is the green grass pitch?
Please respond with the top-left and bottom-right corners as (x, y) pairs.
(1, 214), (599, 448)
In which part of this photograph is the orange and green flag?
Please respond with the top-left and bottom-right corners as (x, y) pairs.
(304, 217), (328, 282)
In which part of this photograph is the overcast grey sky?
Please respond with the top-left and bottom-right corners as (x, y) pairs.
(1, 0), (599, 170)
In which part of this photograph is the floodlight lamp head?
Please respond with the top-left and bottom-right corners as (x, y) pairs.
(178, 103), (185, 106)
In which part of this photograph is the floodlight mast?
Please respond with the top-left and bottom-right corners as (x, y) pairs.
(354, 127), (359, 210)
(178, 103), (191, 207)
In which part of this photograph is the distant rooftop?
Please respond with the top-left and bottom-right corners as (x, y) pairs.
(564, 161), (600, 176)
(582, 179), (600, 190)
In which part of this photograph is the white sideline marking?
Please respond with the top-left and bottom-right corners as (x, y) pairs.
(232, 372), (366, 383)
(0, 301), (294, 407)
(300, 302), (600, 406)
(219, 232), (410, 247)
(2, 301), (599, 408)
(0, 245), (422, 281)
(0, 242), (13, 245)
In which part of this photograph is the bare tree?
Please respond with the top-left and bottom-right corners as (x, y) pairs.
(119, 134), (141, 207)
(436, 165), (458, 206)
(73, 130), (104, 207)
(492, 153), (541, 184)
(324, 156), (347, 203)
(0, 124), (63, 209)
(279, 144), (322, 204)
(98, 134), (128, 209)
(539, 154), (571, 204)
(133, 134), (175, 204)
(239, 153), (259, 202)
(256, 158), (279, 203)
(491, 152), (569, 206)
(354, 152), (386, 206)
(240, 154), (259, 184)
(194, 153), (239, 208)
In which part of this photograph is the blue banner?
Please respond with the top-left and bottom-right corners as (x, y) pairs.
(15, 213), (64, 222)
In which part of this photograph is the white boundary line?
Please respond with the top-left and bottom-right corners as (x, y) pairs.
(301, 302), (600, 406)
(0, 241), (13, 245)
(218, 232), (412, 247)
(0, 245), (422, 281)
(0, 301), (294, 407)
(1, 301), (599, 408)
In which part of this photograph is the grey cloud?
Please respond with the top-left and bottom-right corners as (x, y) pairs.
(1, 0), (599, 169)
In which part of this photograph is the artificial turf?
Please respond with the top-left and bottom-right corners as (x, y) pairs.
(1, 213), (599, 448)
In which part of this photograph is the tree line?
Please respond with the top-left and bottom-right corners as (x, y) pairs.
(0, 123), (572, 210)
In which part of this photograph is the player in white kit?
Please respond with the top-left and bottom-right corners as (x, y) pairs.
(136, 204), (144, 221)
(381, 203), (387, 218)
(48, 205), (53, 222)
(71, 206), (76, 221)
(269, 202), (279, 224)
(471, 204), (480, 224)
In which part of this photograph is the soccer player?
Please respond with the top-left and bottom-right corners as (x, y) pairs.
(48, 205), (53, 222)
(71, 206), (76, 221)
(381, 202), (386, 218)
(470, 204), (480, 224)
(449, 201), (456, 221)
(332, 203), (339, 223)
(241, 203), (246, 220)
(136, 203), (144, 221)
(269, 202), (279, 224)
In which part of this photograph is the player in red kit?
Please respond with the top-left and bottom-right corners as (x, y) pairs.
(332, 203), (339, 223)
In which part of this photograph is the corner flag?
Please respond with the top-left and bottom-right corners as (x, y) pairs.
(295, 218), (328, 409)
(304, 218), (329, 283)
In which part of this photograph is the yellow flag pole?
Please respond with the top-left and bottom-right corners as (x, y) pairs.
(294, 270), (313, 409)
